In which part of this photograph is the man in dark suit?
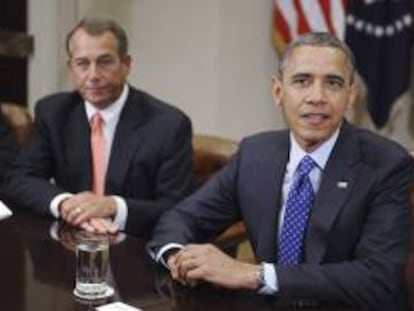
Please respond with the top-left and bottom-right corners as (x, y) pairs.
(5, 17), (194, 237)
(148, 32), (414, 309)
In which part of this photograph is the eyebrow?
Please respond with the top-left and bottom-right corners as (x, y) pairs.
(290, 72), (347, 83)
(71, 52), (114, 61)
(325, 74), (346, 84)
(290, 73), (312, 80)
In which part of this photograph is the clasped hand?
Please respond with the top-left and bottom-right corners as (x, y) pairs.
(168, 243), (260, 290)
(59, 191), (118, 234)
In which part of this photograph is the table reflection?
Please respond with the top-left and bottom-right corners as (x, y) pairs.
(0, 210), (359, 311)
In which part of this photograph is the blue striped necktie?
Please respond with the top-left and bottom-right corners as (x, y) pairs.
(278, 155), (316, 264)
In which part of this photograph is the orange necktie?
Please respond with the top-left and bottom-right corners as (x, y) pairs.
(90, 113), (106, 195)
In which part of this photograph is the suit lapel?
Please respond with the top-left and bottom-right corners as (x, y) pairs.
(105, 90), (147, 194)
(256, 132), (290, 262)
(305, 123), (359, 263)
(63, 99), (91, 191)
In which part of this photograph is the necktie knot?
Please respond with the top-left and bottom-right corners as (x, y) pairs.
(297, 155), (316, 176)
(91, 113), (104, 130)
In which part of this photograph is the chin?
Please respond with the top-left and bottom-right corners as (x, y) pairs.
(300, 131), (332, 148)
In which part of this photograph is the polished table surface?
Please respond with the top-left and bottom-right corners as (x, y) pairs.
(0, 210), (358, 311)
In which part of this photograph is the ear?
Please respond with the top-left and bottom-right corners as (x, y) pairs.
(66, 58), (75, 81)
(346, 79), (358, 110)
(121, 54), (132, 73)
(272, 75), (283, 108)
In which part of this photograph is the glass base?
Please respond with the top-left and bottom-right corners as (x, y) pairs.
(73, 286), (114, 300)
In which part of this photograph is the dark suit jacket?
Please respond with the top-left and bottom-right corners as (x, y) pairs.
(0, 107), (17, 190)
(149, 122), (414, 310)
(5, 86), (195, 236)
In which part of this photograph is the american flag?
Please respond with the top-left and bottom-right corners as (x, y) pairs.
(273, 0), (413, 129)
(273, 0), (349, 51)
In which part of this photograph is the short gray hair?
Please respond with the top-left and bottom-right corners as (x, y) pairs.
(278, 32), (355, 82)
(66, 17), (128, 57)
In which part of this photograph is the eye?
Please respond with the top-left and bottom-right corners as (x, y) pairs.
(325, 78), (344, 91)
(292, 76), (311, 88)
(97, 56), (116, 68)
(72, 59), (90, 71)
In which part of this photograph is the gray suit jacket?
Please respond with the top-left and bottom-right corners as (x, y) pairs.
(5, 86), (195, 237)
(149, 122), (414, 309)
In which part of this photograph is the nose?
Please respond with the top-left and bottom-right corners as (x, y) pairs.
(305, 82), (326, 105)
(86, 62), (101, 81)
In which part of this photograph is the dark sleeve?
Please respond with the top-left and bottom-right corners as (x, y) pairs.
(147, 149), (240, 252)
(4, 102), (66, 215)
(124, 114), (197, 237)
(276, 155), (414, 310)
(0, 111), (17, 190)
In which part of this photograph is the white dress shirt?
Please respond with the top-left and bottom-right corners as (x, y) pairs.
(50, 84), (130, 230)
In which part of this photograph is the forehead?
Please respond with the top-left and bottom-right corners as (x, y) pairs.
(68, 29), (119, 57)
(283, 46), (351, 80)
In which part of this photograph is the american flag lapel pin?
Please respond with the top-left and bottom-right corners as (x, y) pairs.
(337, 181), (348, 189)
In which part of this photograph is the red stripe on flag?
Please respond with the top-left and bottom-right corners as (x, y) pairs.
(275, 3), (292, 44)
(319, 0), (336, 35)
(342, 0), (349, 11)
(293, 0), (311, 34)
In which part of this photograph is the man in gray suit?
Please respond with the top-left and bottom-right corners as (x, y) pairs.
(148, 33), (414, 309)
(5, 17), (194, 237)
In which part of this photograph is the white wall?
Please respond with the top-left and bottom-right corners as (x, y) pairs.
(28, 0), (414, 147)
(28, 0), (282, 140)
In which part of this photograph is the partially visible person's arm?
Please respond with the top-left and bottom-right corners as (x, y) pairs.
(0, 109), (18, 190)
(4, 101), (67, 214)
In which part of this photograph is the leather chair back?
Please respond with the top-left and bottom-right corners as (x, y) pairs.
(192, 134), (250, 256)
(192, 134), (238, 186)
(1, 102), (33, 145)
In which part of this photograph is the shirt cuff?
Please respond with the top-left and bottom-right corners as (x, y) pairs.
(153, 243), (184, 269)
(258, 263), (278, 295)
(111, 195), (127, 231)
(50, 193), (73, 218)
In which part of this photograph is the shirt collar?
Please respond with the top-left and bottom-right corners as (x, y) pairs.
(85, 84), (129, 124)
(288, 127), (340, 171)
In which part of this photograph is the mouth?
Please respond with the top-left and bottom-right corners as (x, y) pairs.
(300, 112), (330, 125)
(85, 86), (108, 92)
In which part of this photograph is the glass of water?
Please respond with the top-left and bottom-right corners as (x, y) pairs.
(74, 232), (113, 300)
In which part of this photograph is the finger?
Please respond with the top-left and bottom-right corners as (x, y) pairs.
(72, 208), (95, 225)
(65, 205), (84, 224)
(95, 218), (119, 234)
(89, 218), (109, 234)
(177, 256), (196, 281)
(186, 267), (204, 284)
(60, 197), (78, 220)
(72, 201), (102, 225)
(80, 221), (96, 233)
(169, 263), (180, 281)
(175, 248), (194, 264)
(167, 252), (178, 268)
(75, 191), (96, 203)
(168, 254), (181, 280)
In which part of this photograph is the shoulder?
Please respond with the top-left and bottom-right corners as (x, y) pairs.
(35, 91), (82, 117)
(128, 87), (188, 121)
(351, 126), (410, 166)
(240, 130), (289, 151)
(230, 130), (289, 165)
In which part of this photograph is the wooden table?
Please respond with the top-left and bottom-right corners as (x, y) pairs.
(0, 209), (357, 310)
